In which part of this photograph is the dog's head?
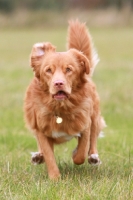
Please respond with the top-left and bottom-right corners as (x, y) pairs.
(30, 42), (90, 101)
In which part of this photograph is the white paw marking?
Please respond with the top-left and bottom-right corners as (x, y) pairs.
(88, 154), (102, 166)
(31, 152), (43, 165)
(89, 154), (99, 159)
(31, 152), (40, 158)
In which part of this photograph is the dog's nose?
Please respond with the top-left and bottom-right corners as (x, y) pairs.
(54, 81), (64, 87)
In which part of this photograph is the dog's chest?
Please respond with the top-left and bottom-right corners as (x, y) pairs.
(52, 131), (81, 141)
(39, 108), (88, 140)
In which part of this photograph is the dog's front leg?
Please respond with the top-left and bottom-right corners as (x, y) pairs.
(35, 131), (60, 180)
(31, 140), (45, 165)
(72, 129), (90, 165)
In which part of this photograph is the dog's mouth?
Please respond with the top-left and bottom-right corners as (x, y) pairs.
(53, 90), (68, 100)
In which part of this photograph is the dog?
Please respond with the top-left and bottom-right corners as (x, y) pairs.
(24, 20), (106, 180)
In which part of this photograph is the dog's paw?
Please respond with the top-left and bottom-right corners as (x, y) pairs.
(72, 148), (86, 165)
(88, 154), (101, 166)
(31, 152), (44, 165)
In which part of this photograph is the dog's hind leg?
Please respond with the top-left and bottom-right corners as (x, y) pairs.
(72, 129), (90, 165)
(88, 117), (101, 166)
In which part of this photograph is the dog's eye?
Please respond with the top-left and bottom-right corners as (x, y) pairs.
(46, 68), (52, 73)
(66, 67), (72, 73)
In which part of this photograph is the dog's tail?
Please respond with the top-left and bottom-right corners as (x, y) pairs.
(67, 19), (99, 76)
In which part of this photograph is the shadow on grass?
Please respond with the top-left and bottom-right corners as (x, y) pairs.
(57, 158), (132, 181)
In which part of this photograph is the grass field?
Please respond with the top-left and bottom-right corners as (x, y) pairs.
(0, 26), (133, 200)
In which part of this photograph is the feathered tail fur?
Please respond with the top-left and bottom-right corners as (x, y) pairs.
(67, 19), (99, 76)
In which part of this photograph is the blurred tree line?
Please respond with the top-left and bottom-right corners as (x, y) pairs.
(0, 0), (133, 12)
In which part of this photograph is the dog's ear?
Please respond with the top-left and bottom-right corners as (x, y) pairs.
(70, 49), (90, 74)
(30, 42), (56, 78)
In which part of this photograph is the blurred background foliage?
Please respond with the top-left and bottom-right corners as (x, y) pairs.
(0, 0), (133, 12)
(0, 0), (133, 28)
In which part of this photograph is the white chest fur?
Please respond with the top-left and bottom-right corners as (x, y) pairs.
(52, 131), (81, 141)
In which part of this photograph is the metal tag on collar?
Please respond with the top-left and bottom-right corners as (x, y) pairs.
(56, 116), (63, 124)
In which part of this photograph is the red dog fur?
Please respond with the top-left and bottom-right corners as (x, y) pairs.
(24, 20), (106, 180)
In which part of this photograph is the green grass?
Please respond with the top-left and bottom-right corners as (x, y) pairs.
(0, 26), (133, 200)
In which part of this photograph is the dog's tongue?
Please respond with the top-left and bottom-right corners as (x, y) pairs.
(54, 91), (67, 100)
